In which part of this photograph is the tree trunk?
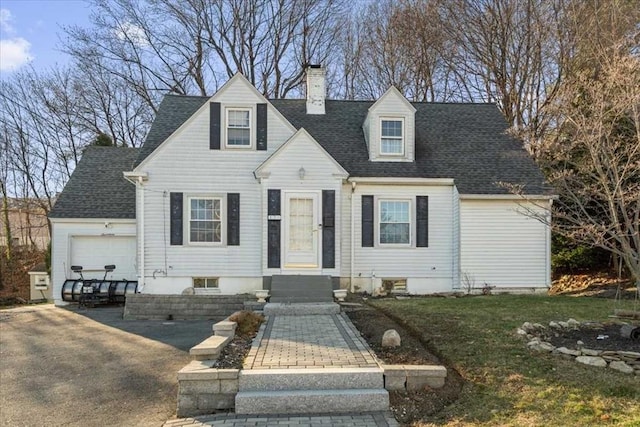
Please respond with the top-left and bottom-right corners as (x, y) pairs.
(1, 180), (12, 261)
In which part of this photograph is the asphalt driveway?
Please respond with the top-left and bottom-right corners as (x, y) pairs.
(0, 304), (212, 427)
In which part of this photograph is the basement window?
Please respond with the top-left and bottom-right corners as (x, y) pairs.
(382, 278), (407, 293)
(193, 277), (219, 289)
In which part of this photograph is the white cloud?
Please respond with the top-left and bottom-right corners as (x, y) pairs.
(1, 9), (14, 34)
(115, 22), (149, 47)
(0, 37), (33, 71)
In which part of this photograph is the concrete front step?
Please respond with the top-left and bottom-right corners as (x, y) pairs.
(234, 389), (389, 415)
(239, 368), (383, 392)
(263, 302), (340, 316)
(269, 296), (334, 303)
(269, 275), (334, 303)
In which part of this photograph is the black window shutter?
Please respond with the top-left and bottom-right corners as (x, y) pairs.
(170, 192), (183, 245)
(322, 190), (335, 268)
(256, 103), (267, 151)
(210, 102), (221, 150)
(267, 189), (281, 268)
(361, 195), (374, 247)
(227, 193), (240, 246)
(416, 196), (429, 247)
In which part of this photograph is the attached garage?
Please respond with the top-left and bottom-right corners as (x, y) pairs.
(70, 235), (137, 281)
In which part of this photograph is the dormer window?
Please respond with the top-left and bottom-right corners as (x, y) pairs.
(380, 118), (404, 155)
(226, 108), (251, 147)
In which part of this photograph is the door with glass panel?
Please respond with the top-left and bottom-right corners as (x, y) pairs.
(284, 193), (319, 268)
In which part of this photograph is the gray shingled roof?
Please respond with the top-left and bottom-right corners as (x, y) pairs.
(270, 99), (549, 194)
(49, 146), (139, 219)
(54, 94), (550, 219)
(134, 94), (207, 167)
(135, 94), (549, 194)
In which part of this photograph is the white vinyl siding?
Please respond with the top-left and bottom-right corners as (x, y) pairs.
(258, 130), (344, 276)
(342, 183), (455, 294)
(364, 88), (415, 162)
(460, 199), (551, 289)
(136, 76), (295, 294)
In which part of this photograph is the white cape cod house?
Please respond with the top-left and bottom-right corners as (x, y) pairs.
(49, 68), (553, 305)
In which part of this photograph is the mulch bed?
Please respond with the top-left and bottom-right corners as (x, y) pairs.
(212, 335), (254, 369)
(344, 302), (464, 425)
(548, 323), (640, 352)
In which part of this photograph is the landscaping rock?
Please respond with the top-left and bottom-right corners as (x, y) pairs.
(609, 361), (634, 374)
(382, 329), (401, 348)
(575, 356), (607, 368)
(567, 318), (580, 329)
(581, 348), (602, 356)
(558, 321), (570, 329)
(556, 347), (581, 357)
(516, 328), (528, 336)
(528, 340), (555, 353)
(549, 321), (561, 329)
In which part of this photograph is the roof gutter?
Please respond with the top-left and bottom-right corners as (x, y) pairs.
(347, 177), (454, 186)
(459, 194), (558, 200)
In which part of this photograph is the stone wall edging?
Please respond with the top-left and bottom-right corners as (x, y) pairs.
(518, 319), (640, 376)
(381, 364), (447, 391)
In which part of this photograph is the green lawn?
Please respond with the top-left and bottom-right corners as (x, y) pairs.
(370, 295), (640, 427)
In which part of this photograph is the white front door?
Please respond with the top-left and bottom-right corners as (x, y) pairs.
(284, 192), (319, 268)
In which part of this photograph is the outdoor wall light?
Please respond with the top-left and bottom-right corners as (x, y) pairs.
(298, 167), (306, 179)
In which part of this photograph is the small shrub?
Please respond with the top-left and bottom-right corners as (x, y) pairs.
(228, 310), (264, 337)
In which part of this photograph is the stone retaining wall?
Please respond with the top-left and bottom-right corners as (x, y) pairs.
(124, 294), (251, 320)
(382, 364), (447, 391)
(177, 362), (239, 417)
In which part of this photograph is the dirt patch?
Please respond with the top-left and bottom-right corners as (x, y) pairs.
(344, 303), (464, 425)
(213, 311), (264, 369)
(548, 323), (640, 352)
(213, 335), (254, 369)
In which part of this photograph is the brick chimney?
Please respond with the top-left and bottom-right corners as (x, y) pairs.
(306, 65), (325, 115)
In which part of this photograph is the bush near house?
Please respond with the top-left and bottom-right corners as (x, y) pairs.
(371, 296), (640, 426)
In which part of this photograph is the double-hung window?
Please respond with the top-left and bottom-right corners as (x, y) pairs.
(226, 108), (251, 147)
(380, 118), (404, 155)
(189, 197), (222, 243)
(379, 200), (411, 245)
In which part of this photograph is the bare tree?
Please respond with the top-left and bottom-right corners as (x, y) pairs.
(0, 67), (94, 230)
(522, 45), (640, 287)
(62, 0), (347, 105)
(435, 0), (568, 141)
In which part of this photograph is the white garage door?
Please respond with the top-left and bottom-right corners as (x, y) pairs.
(70, 236), (137, 280)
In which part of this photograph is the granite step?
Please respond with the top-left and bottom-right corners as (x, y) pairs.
(239, 367), (383, 392)
(263, 302), (340, 315)
(234, 389), (389, 415)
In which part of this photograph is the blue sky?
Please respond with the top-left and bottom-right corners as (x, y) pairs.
(0, 0), (91, 76)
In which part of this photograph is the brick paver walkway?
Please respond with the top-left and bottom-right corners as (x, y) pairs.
(164, 412), (398, 426)
(162, 310), (397, 427)
(243, 314), (379, 370)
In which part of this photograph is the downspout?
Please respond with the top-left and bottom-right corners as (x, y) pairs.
(138, 176), (145, 291)
(350, 180), (356, 293)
